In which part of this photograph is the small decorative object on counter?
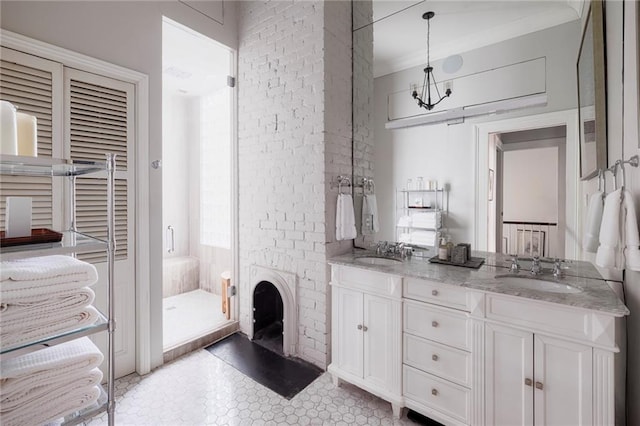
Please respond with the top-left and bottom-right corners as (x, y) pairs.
(445, 235), (454, 259)
(438, 237), (448, 260)
(452, 244), (467, 264)
(459, 243), (471, 260)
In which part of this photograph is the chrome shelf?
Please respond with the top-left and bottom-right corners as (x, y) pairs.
(0, 155), (106, 177)
(0, 311), (108, 359)
(0, 231), (106, 260)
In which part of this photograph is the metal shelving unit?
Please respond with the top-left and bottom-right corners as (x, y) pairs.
(0, 154), (116, 426)
(395, 188), (447, 247)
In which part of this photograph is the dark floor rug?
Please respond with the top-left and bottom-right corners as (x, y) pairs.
(205, 333), (323, 400)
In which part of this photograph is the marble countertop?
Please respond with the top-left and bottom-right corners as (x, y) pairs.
(329, 249), (629, 317)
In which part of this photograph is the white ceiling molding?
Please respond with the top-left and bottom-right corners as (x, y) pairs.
(385, 93), (548, 129)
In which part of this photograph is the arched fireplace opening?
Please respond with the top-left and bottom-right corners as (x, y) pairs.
(252, 281), (284, 355)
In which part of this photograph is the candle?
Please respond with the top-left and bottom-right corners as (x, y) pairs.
(16, 112), (37, 156)
(6, 196), (32, 238)
(0, 100), (18, 155)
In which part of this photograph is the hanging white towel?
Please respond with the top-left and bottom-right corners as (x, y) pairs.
(361, 194), (380, 234)
(336, 193), (357, 241)
(596, 189), (622, 269)
(583, 191), (604, 253)
(622, 189), (640, 271)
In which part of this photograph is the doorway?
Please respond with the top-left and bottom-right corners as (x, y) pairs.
(161, 17), (236, 353)
(491, 126), (567, 258)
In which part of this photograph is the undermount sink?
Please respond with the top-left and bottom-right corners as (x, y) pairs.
(496, 275), (582, 294)
(354, 256), (402, 266)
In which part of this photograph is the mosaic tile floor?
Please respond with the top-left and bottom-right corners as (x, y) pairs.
(87, 349), (415, 425)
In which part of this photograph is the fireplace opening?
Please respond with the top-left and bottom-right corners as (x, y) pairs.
(252, 281), (284, 355)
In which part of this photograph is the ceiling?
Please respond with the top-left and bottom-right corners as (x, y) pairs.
(162, 18), (230, 97)
(368, 0), (583, 77)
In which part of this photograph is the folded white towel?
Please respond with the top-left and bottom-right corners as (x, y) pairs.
(397, 215), (411, 227)
(596, 189), (622, 269)
(398, 233), (412, 243)
(0, 287), (95, 322)
(336, 193), (357, 241)
(0, 384), (101, 426)
(583, 191), (604, 253)
(361, 194), (379, 234)
(0, 255), (98, 298)
(1, 306), (100, 350)
(622, 189), (640, 271)
(1, 337), (103, 382)
(1, 367), (102, 412)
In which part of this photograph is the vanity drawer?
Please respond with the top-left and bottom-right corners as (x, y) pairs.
(404, 301), (470, 351)
(404, 278), (468, 311)
(404, 333), (471, 387)
(330, 265), (402, 299)
(404, 365), (470, 425)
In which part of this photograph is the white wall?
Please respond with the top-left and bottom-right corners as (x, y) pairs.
(373, 21), (580, 245)
(0, 0), (238, 371)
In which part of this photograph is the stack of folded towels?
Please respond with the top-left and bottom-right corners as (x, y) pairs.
(0, 255), (99, 351)
(398, 230), (438, 246)
(410, 212), (442, 229)
(0, 337), (103, 426)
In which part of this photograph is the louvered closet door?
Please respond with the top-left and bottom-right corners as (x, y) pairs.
(65, 68), (136, 377)
(0, 47), (63, 231)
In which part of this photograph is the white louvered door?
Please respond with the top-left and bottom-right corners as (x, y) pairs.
(0, 47), (63, 231)
(65, 68), (136, 377)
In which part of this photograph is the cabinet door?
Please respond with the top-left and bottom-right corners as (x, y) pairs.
(363, 294), (399, 390)
(533, 335), (592, 426)
(333, 287), (364, 377)
(486, 323), (534, 426)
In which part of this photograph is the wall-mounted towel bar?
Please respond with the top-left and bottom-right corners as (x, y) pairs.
(332, 175), (376, 194)
(598, 154), (638, 191)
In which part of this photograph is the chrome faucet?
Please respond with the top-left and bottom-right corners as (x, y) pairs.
(530, 256), (542, 275)
(509, 255), (520, 273)
(552, 258), (564, 278)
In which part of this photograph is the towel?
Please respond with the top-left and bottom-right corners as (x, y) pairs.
(622, 189), (640, 271)
(1, 306), (100, 350)
(336, 193), (357, 240)
(397, 215), (411, 227)
(1, 337), (103, 382)
(0, 287), (95, 322)
(361, 194), (379, 234)
(410, 230), (438, 246)
(0, 255), (98, 298)
(583, 191), (604, 253)
(596, 189), (622, 269)
(1, 367), (102, 413)
(0, 384), (101, 426)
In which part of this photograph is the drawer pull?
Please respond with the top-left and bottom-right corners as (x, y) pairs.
(432, 289), (439, 296)
(432, 354), (439, 361)
(431, 388), (438, 396)
(363, 325), (368, 332)
(431, 321), (439, 328)
(357, 324), (363, 330)
(535, 381), (544, 390)
(525, 378), (533, 387)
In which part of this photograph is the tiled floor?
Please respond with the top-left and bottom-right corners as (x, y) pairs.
(87, 349), (414, 425)
(163, 290), (232, 351)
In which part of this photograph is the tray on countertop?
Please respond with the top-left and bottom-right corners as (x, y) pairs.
(429, 255), (485, 269)
(0, 228), (63, 247)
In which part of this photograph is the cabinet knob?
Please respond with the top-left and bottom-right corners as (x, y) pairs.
(535, 381), (544, 390)
(524, 378), (533, 387)
(431, 388), (438, 396)
(357, 324), (363, 330)
(432, 289), (439, 296)
(432, 354), (439, 361)
(431, 321), (439, 328)
(363, 325), (368, 332)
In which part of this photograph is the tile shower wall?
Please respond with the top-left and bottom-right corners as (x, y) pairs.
(237, 0), (352, 368)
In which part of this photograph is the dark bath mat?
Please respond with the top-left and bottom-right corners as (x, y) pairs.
(205, 333), (323, 400)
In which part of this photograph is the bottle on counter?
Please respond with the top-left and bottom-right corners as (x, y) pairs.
(446, 235), (454, 260)
(438, 237), (448, 261)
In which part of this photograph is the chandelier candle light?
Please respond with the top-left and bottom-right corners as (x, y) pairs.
(412, 11), (452, 111)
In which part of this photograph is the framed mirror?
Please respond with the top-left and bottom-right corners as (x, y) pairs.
(577, 0), (607, 180)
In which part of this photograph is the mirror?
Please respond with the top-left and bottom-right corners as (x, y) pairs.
(577, 0), (607, 180)
(352, 1), (586, 259)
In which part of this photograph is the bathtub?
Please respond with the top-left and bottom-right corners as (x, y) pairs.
(163, 256), (200, 298)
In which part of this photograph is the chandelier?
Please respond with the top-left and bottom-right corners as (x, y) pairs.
(412, 11), (452, 111)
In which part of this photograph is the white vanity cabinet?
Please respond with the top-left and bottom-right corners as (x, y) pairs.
(485, 293), (617, 426)
(328, 265), (403, 417)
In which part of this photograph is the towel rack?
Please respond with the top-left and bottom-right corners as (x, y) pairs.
(337, 175), (352, 194)
(599, 155), (638, 191)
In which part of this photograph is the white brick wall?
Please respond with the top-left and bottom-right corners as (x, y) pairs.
(237, 0), (352, 368)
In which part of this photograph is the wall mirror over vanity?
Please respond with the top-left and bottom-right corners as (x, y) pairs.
(329, 1), (631, 426)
